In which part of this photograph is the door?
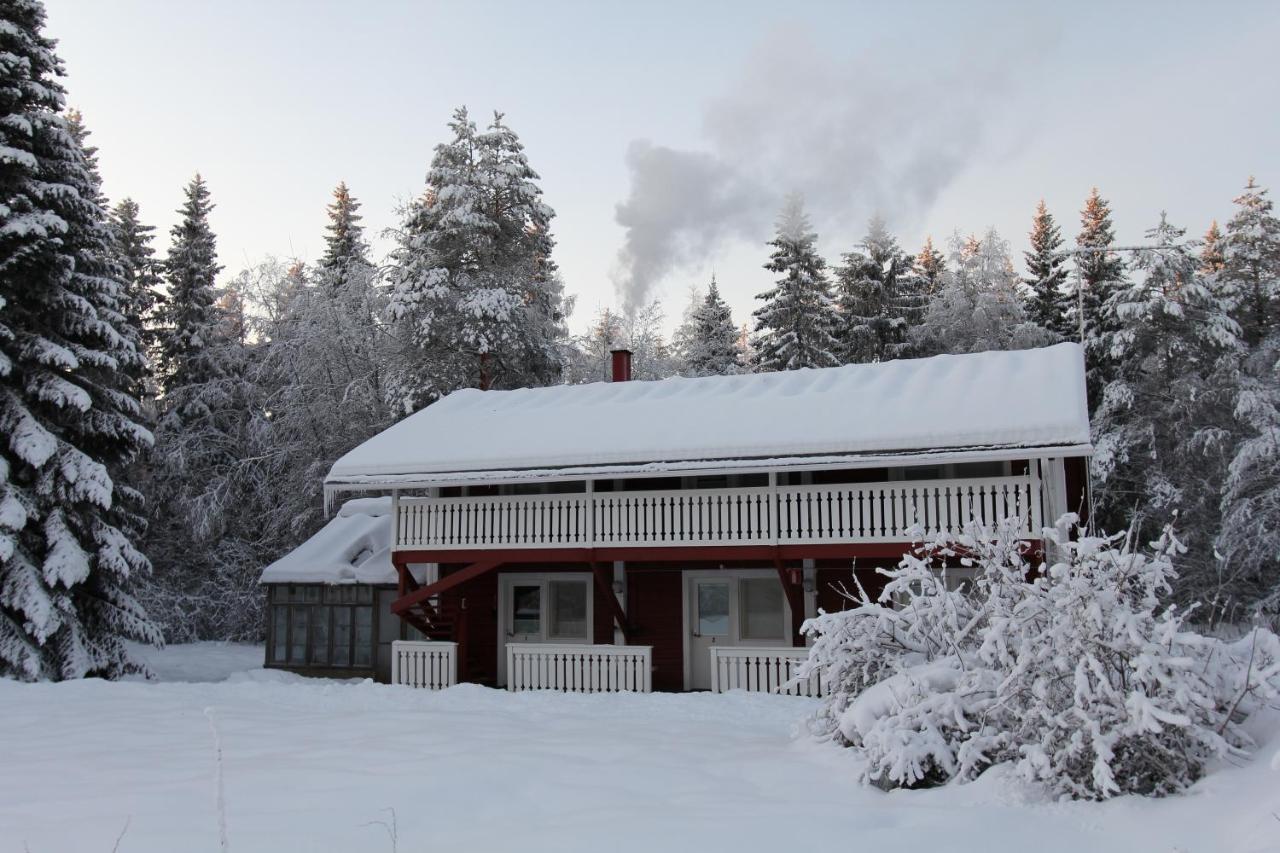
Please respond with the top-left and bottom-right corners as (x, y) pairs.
(688, 579), (732, 690)
(498, 575), (594, 685)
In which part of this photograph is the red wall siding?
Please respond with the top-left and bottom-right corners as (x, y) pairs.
(626, 569), (685, 692)
(1064, 456), (1090, 526)
(815, 562), (892, 613)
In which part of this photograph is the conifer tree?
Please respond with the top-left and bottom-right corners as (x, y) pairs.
(833, 217), (924, 363)
(318, 181), (367, 273)
(1023, 200), (1068, 337)
(1201, 220), (1225, 275)
(110, 199), (162, 375)
(1075, 188), (1127, 400)
(752, 194), (840, 371)
(0, 1), (159, 679)
(1220, 178), (1280, 346)
(1091, 214), (1240, 598)
(388, 107), (568, 409)
(914, 236), (946, 296)
(158, 174), (223, 392)
(682, 276), (742, 376)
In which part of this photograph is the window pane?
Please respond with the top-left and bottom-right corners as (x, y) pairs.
(740, 578), (784, 641)
(272, 607), (288, 662)
(353, 606), (373, 667)
(290, 606), (310, 662)
(333, 607), (352, 666)
(697, 583), (730, 637)
(512, 585), (541, 635)
(304, 586), (321, 604)
(549, 581), (588, 639)
(311, 606), (330, 665)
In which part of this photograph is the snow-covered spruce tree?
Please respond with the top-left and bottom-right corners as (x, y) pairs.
(1023, 199), (1069, 338)
(1220, 177), (1280, 347)
(1201, 220), (1226, 276)
(833, 216), (926, 364)
(141, 176), (270, 641)
(0, 3), (160, 680)
(801, 517), (1280, 799)
(1075, 188), (1127, 403)
(681, 276), (743, 376)
(387, 108), (569, 412)
(914, 235), (946, 298)
(109, 198), (162, 403)
(909, 229), (1053, 356)
(1090, 214), (1241, 606)
(752, 194), (840, 372)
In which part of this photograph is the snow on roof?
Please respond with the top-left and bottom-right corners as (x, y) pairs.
(327, 343), (1090, 484)
(259, 498), (397, 585)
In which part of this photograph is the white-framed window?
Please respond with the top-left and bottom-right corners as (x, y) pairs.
(500, 574), (594, 644)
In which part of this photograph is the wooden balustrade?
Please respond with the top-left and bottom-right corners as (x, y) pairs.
(505, 643), (653, 693)
(391, 640), (457, 689)
(709, 646), (823, 697)
(395, 475), (1042, 552)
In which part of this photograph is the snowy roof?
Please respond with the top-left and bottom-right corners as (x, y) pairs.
(327, 343), (1090, 486)
(259, 498), (398, 585)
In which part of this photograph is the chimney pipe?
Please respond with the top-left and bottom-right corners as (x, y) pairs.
(610, 349), (633, 382)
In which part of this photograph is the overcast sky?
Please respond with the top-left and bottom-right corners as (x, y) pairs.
(46, 0), (1280, 333)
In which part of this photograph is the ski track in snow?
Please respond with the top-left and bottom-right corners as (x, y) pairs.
(1, 644), (1278, 853)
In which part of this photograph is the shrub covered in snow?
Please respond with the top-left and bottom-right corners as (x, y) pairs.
(800, 517), (1280, 799)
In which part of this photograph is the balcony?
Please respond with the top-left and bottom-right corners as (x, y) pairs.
(393, 474), (1043, 552)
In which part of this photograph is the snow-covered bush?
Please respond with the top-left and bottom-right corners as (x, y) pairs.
(800, 517), (1280, 799)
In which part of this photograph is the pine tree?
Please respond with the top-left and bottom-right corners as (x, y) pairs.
(752, 194), (840, 372)
(683, 276), (742, 376)
(1075, 189), (1127, 401)
(388, 107), (568, 409)
(914, 236), (946, 296)
(318, 181), (367, 273)
(1201, 220), (1225, 275)
(110, 198), (163, 384)
(1090, 213), (1240, 599)
(1023, 200), (1068, 337)
(0, 1), (160, 679)
(1220, 178), (1280, 346)
(833, 217), (924, 364)
(158, 174), (223, 392)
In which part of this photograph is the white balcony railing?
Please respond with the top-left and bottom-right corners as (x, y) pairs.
(395, 474), (1042, 552)
(505, 643), (653, 693)
(709, 646), (824, 697)
(391, 640), (457, 689)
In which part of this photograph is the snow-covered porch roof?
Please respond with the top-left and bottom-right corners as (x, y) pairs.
(325, 343), (1091, 493)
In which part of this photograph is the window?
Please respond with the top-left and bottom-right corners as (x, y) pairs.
(266, 584), (376, 669)
(511, 585), (542, 635)
(739, 578), (785, 641)
(953, 461), (1009, 478)
(696, 582), (730, 637)
(549, 581), (588, 639)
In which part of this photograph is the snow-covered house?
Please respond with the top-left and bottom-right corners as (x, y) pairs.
(259, 343), (1092, 691)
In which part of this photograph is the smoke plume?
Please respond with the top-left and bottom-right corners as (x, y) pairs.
(611, 26), (1029, 315)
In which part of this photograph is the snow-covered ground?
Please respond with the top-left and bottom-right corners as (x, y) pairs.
(2, 645), (1279, 853)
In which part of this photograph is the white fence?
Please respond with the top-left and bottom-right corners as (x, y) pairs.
(396, 475), (1042, 551)
(391, 640), (457, 689)
(505, 643), (653, 693)
(709, 646), (824, 697)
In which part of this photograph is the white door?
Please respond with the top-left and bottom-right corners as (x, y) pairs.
(498, 575), (593, 685)
(688, 578), (732, 690)
(686, 573), (791, 690)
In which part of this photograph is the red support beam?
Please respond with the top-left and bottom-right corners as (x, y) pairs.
(390, 559), (502, 617)
(392, 541), (945, 567)
(591, 562), (630, 641)
(774, 557), (806, 647)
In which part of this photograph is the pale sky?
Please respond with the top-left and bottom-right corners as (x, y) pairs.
(46, 0), (1280, 334)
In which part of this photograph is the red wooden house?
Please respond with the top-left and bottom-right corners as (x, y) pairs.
(260, 343), (1091, 693)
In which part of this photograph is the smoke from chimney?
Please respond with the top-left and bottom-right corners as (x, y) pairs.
(610, 25), (1032, 315)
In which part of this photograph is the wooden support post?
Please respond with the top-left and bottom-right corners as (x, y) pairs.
(774, 554), (805, 647)
(591, 561), (630, 641)
(391, 560), (500, 617)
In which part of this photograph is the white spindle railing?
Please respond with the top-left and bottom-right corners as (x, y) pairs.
(395, 475), (1042, 551)
(709, 646), (823, 697)
(505, 643), (653, 693)
(391, 640), (457, 689)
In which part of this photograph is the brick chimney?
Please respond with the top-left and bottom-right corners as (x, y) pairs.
(610, 349), (633, 382)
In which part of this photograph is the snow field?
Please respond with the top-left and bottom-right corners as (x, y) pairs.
(1, 644), (1278, 853)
